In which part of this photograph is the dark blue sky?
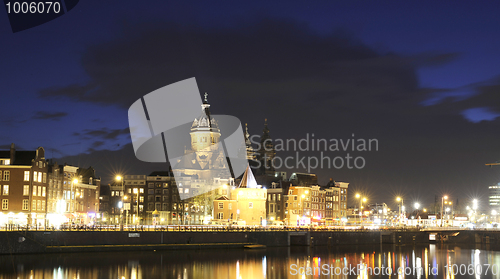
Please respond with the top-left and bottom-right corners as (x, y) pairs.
(2, 0), (500, 208)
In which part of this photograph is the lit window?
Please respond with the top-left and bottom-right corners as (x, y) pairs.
(218, 202), (223, 209)
(23, 185), (29, 196)
(43, 173), (46, 183)
(34, 171), (38, 182)
(3, 171), (9, 181)
(33, 186), (37, 196)
(217, 212), (223, 219)
(2, 199), (7, 210)
(2, 185), (8, 195)
(140, 188), (144, 193)
(22, 199), (29, 210)
(41, 201), (45, 211)
(24, 171), (30, 181)
(32, 200), (36, 211)
(37, 200), (41, 211)
(38, 173), (42, 183)
(249, 202), (253, 208)
(38, 186), (41, 197)
(42, 187), (46, 197)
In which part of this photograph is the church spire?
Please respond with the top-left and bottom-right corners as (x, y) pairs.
(244, 123), (256, 160)
(258, 118), (276, 173)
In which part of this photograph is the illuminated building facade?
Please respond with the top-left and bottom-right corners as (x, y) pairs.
(0, 144), (48, 227)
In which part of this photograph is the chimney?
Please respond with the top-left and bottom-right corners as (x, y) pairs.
(10, 143), (15, 163)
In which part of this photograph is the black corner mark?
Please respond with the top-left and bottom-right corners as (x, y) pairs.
(4, 0), (79, 33)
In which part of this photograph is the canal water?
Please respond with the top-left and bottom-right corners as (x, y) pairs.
(1, 244), (500, 278)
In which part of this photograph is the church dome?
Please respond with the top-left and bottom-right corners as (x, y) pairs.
(191, 94), (220, 133)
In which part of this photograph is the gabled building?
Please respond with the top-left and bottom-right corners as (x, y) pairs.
(0, 144), (48, 227)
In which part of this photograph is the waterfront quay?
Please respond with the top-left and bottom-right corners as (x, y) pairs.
(1, 226), (499, 255)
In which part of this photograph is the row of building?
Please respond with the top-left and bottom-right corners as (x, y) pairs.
(0, 144), (100, 227)
(0, 95), (350, 227)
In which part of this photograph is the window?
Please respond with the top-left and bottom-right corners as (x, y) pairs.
(163, 189), (168, 195)
(148, 189), (154, 195)
(249, 202), (253, 208)
(163, 183), (168, 188)
(162, 203), (168, 211)
(217, 212), (223, 219)
(38, 173), (42, 183)
(278, 194), (281, 201)
(140, 188), (144, 193)
(22, 199), (29, 210)
(3, 171), (9, 181)
(41, 201), (45, 211)
(0, 171), (2, 181)
(43, 173), (46, 183)
(42, 187), (46, 197)
(32, 200), (36, 211)
(148, 183), (154, 188)
(38, 186), (41, 197)
(2, 185), (8, 195)
(139, 205), (144, 212)
(229, 203), (232, 210)
(34, 171), (38, 182)
(218, 202), (224, 209)
(2, 199), (7, 210)
(139, 196), (144, 203)
(33, 186), (37, 196)
(23, 185), (29, 196)
(37, 200), (41, 211)
(24, 171), (30, 181)
(128, 188), (132, 193)
(111, 191), (115, 197)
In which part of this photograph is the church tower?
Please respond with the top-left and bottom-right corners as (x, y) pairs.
(257, 119), (276, 173)
(244, 123), (256, 161)
(190, 93), (222, 170)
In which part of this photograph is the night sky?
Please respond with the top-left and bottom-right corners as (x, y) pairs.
(2, 1), (500, 210)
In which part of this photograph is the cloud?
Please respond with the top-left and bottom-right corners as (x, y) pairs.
(32, 111), (68, 121)
(461, 107), (500, 123)
(54, 143), (167, 184)
(73, 128), (129, 141)
(37, 19), (451, 111)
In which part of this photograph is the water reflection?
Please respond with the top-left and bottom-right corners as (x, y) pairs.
(1, 245), (500, 278)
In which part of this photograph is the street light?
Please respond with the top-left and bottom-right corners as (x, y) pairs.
(355, 194), (365, 225)
(396, 197), (404, 227)
(472, 199), (478, 224)
(116, 175), (124, 227)
(440, 195), (448, 227)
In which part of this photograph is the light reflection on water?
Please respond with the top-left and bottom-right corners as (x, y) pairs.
(1, 245), (500, 279)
